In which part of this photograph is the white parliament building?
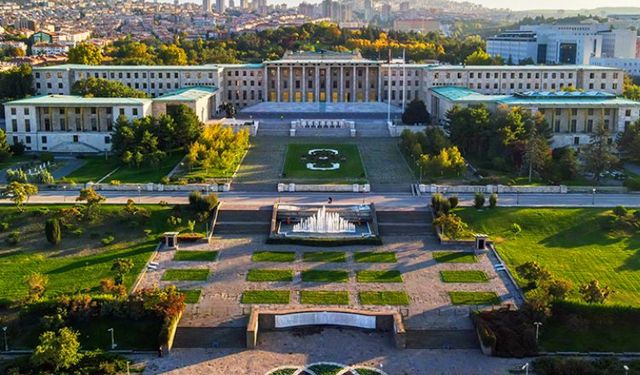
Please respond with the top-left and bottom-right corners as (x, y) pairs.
(4, 50), (639, 153)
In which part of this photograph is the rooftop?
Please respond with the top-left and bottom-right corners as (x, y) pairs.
(154, 86), (218, 102)
(5, 95), (152, 106)
(32, 64), (223, 71)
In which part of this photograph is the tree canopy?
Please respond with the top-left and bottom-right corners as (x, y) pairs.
(71, 77), (149, 98)
(67, 43), (104, 65)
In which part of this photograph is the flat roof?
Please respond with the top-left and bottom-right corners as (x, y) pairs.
(425, 64), (620, 71)
(430, 86), (508, 102)
(154, 86), (218, 102)
(33, 64), (223, 71)
(497, 96), (640, 106)
(5, 95), (152, 106)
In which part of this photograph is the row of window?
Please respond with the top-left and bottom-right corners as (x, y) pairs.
(11, 135), (111, 150)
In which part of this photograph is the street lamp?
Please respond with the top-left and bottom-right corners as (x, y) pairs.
(624, 365), (630, 375)
(2, 326), (7, 352)
(107, 328), (117, 350)
(516, 191), (519, 206)
(137, 186), (141, 204)
(63, 185), (67, 203)
(521, 363), (529, 375)
(592, 188), (596, 206)
(533, 321), (543, 343)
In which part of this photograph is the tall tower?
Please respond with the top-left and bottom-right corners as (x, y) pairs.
(216, 0), (226, 13)
(203, 0), (211, 12)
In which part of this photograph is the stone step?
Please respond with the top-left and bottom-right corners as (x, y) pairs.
(172, 327), (246, 348)
(405, 329), (478, 349)
(378, 224), (431, 236)
(376, 210), (432, 224)
(216, 209), (273, 222)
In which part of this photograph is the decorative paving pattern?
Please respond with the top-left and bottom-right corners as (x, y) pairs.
(265, 362), (388, 375)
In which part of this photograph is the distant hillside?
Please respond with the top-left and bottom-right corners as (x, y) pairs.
(515, 7), (640, 18)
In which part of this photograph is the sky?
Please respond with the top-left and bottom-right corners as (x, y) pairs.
(454, 0), (640, 11)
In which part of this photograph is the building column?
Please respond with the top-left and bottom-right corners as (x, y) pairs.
(263, 66), (269, 102)
(352, 65), (356, 102)
(365, 66), (370, 102)
(325, 67), (330, 102)
(378, 67), (382, 102)
(340, 66), (344, 102)
(276, 65), (281, 102)
(302, 65), (306, 102)
(289, 65), (293, 102)
(315, 65), (320, 102)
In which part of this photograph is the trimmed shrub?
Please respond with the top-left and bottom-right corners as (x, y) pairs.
(624, 176), (640, 191)
(188, 191), (218, 220)
(448, 196), (459, 209)
(613, 205), (627, 217)
(489, 193), (497, 208)
(474, 192), (485, 209)
(6, 230), (20, 245)
(45, 218), (62, 245)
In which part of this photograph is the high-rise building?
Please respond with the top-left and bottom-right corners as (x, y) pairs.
(216, 0), (225, 13)
(364, 0), (373, 21)
(322, 0), (332, 18)
(203, 0), (211, 12)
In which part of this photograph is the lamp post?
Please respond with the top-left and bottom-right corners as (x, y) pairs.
(2, 326), (7, 352)
(521, 363), (529, 375)
(592, 188), (596, 206)
(624, 365), (630, 375)
(107, 328), (117, 350)
(516, 191), (519, 206)
(137, 186), (141, 204)
(63, 185), (67, 203)
(533, 321), (543, 343)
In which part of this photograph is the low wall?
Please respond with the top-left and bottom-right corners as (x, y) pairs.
(42, 182), (232, 192)
(247, 308), (405, 349)
(278, 183), (370, 193)
(419, 184), (568, 194)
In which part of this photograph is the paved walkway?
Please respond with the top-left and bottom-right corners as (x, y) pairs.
(140, 331), (527, 374)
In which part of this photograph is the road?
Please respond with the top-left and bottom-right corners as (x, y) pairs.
(10, 190), (640, 209)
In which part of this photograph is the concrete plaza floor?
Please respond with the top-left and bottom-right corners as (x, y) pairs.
(239, 101), (403, 115)
(138, 234), (514, 332)
(139, 330), (526, 374)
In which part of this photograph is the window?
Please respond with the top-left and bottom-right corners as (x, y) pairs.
(626, 109), (632, 117)
(11, 119), (17, 132)
(25, 119), (30, 132)
(41, 136), (47, 144)
(10, 108), (16, 115)
(587, 119), (594, 132)
(73, 135), (79, 143)
(132, 108), (138, 116)
(26, 136), (31, 144)
(105, 136), (111, 144)
(574, 137), (580, 145)
(24, 108), (29, 115)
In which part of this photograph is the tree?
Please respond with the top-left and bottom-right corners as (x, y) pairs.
(545, 278), (572, 300)
(584, 121), (619, 183)
(71, 77), (148, 98)
(167, 104), (203, 149)
(515, 261), (551, 288)
(0, 129), (13, 162)
(401, 99), (430, 125)
(544, 147), (579, 183)
(219, 102), (237, 118)
(30, 327), (81, 371)
(111, 258), (134, 285)
(579, 279), (613, 304)
(0, 64), (34, 100)
(3, 182), (37, 211)
(433, 213), (468, 239)
(617, 119), (640, 162)
(45, 218), (61, 245)
(464, 48), (502, 65)
(623, 74), (640, 101)
(489, 193), (497, 208)
(474, 192), (485, 209)
(422, 127), (450, 155)
(158, 44), (188, 65)
(67, 42), (103, 65)
(25, 272), (48, 302)
(76, 187), (106, 220)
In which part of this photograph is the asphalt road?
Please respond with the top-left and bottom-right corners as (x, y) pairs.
(9, 190), (640, 209)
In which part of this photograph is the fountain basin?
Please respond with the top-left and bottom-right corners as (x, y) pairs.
(268, 204), (381, 246)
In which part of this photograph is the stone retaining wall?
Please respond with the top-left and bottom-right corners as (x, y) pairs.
(419, 184), (568, 194)
(247, 308), (405, 349)
(277, 183), (370, 193)
(40, 182), (232, 192)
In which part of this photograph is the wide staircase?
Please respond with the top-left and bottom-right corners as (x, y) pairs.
(172, 327), (246, 348)
(213, 209), (272, 235)
(355, 121), (390, 137)
(376, 210), (432, 236)
(256, 121), (289, 136)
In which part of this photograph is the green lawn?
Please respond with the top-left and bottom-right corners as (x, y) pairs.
(300, 291), (349, 305)
(66, 153), (183, 183)
(161, 269), (210, 281)
(440, 270), (489, 283)
(359, 291), (410, 305)
(0, 155), (33, 170)
(302, 251), (347, 263)
(0, 205), (188, 304)
(353, 252), (397, 263)
(456, 207), (640, 306)
(173, 251), (218, 262)
(356, 270), (403, 283)
(180, 289), (202, 304)
(282, 143), (366, 183)
(448, 291), (501, 305)
(241, 290), (290, 304)
(246, 269), (294, 282)
(252, 251), (296, 262)
(433, 251), (478, 263)
(301, 270), (349, 283)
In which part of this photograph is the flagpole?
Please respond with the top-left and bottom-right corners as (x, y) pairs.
(402, 48), (406, 112)
(387, 49), (391, 123)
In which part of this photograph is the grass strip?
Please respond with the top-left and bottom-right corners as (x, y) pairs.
(359, 291), (410, 305)
(173, 251), (218, 262)
(252, 251), (296, 262)
(440, 270), (488, 283)
(433, 251), (478, 263)
(301, 270), (349, 283)
(161, 269), (210, 281)
(448, 291), (501, 305)
(356, 270), (402, 283)
(354, 252), (397, 263)
(246, 269), (294, 282)
(303, 251), (347, 263)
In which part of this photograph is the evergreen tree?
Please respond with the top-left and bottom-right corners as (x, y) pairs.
(401, 99), (430, 125)
(0, 129), (13, 162)
(45, 218), (61, 245)
(584, 121), (619, 183)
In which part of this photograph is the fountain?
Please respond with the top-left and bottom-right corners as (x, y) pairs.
(292, 206), (355, 233)
(269, 204), (381, 245)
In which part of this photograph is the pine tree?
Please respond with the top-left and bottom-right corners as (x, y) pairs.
(45, 218), (61, 245)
